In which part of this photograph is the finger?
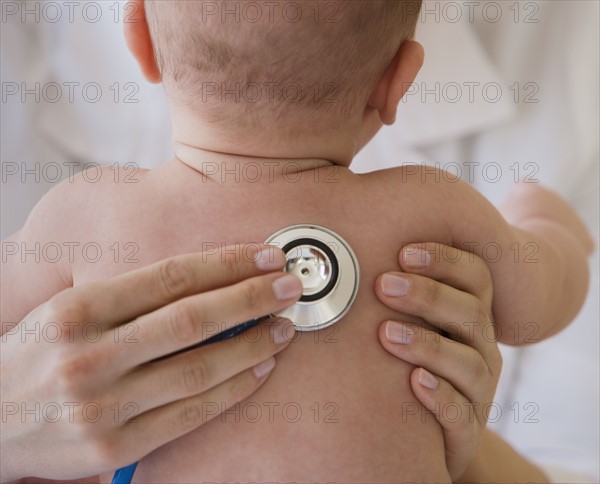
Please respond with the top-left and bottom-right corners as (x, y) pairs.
(379, 321), (499, 404)
(409, 367), (481, 479)
(53, 244), (286, 328)
(116, 318), (295, 414)
(375, 272), (496, 354)
(112, 271), (302, 367)
(113, 359), (276, 468)
(399, 243), (493, 306)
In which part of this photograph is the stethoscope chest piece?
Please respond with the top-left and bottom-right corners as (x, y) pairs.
(265, 224), (360, 331)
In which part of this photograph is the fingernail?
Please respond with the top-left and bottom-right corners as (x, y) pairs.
(271, 318), (295, 344)
(381, 274), (411, 297)
(273, 274), (303, 300)
(418, 368), (439, 390)
(253, 357), (276, 378)
(385, 321), (414, 344)
(255, 246), (285, 271)
(403, 247), (431, 268)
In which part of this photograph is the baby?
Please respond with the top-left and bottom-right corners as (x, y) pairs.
(2, 0), (592, 482)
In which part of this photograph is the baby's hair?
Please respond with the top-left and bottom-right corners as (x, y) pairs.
(146, 0), (422, 133)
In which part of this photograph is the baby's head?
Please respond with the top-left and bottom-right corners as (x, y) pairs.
(126, 0), (423, 160)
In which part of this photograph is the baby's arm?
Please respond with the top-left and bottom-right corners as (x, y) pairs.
(496, 182), (593, 338)
(401, 167), (592, 344)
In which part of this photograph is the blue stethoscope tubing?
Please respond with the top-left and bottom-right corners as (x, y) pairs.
(110, 318), (264, 484)
(111, 461), (138, 484)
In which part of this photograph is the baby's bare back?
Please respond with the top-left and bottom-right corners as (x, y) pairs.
(82, 159), (450, 482)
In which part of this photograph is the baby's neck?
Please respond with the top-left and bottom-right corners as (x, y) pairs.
(169, 108), (359, 183)
(173, 141), (339, 184)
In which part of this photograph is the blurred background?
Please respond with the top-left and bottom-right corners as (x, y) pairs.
(1, 1), (598, 482)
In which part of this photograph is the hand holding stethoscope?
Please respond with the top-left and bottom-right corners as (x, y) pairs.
(0, 244), (300, 482)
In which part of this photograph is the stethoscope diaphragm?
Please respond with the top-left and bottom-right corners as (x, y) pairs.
(265, 224), (360, 331)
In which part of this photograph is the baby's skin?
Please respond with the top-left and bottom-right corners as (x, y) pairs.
(2, 150), (591, 482)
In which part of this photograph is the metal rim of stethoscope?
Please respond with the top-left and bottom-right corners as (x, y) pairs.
(265, 224), (360, 331)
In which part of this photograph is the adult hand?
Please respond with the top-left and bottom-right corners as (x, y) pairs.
(375, 243), (502, 480)
(1, 244), (301, 481)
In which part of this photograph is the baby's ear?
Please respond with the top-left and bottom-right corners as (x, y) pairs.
(369, 40), (424, 125)
(124, 0), (161, 83)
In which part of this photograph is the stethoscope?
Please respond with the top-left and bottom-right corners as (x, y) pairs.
(112, 224), (360, 484)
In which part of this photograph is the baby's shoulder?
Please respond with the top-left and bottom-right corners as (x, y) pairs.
(66, 163), (151, 196)
(359, 163), (466, 198)
(21, 164), (152, 241)
(353, 163), (479, 239)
